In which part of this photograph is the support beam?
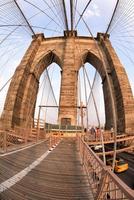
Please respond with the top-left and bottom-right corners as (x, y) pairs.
(39, 105), (86, 109)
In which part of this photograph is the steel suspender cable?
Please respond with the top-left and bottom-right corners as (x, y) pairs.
(82, 66), (88, 129)
(70, 0), (74, 31)
(46, 66), (58, 107)
(105, 0), (120, 35)
(13, 0), (36, 37)
(24, 0), (63, 30)
(61, 0), (69, 31)
(75, 0), (92, 29)
(42, 0), (65, 28)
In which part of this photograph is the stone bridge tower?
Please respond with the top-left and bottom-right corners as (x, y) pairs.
(0, 31), (134, 133)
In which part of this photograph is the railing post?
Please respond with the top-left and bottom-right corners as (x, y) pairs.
(49, 134), (52, 151)
(24, 128), (28, 144)
(95, 170), (108, 200)
(37, 127), (40, 142)
(3, 131), (7, 152)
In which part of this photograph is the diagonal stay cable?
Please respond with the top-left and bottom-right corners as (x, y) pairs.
(0, 1), (13, 8)
(0, 76), (13, 93)
(75, 0), (92, 29)
(42, 0), (65, 28)
(13, 0), (36, 37)
(87, 70), (97, 104)
(24, 0), (63, 30)
(84, 66), (100, 126)
(0, 26), (19, 45)
(0, 24), (62, 33)
(45, 65), (58, 107)
(49, 0), (66, 29)
(108, 1), (133, 35)
(105, 0), (120, 35)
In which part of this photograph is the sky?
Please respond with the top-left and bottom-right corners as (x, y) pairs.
(0, 0), (133, 126)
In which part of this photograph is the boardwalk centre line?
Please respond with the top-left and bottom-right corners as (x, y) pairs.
(0, 142), (59, 193)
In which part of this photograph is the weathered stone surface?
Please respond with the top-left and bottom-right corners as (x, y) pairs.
(0, 32), (134, 133)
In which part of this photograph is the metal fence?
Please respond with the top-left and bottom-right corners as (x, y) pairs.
(78, 136), (134, 200)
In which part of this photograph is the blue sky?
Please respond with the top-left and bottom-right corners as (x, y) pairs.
(0, 0), (133, 126)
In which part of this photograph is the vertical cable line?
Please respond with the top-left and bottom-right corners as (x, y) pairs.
(105, 0), (120, 35)
(13, 0), (36, 37)
(82, 66), (88, 129)
(70, 0), (74, 31)
(74, 0), (78, 26)
(78, 73), (82, 127)
(58, 0), (66, 29)
(61, 0), (69, 31)
(56, 0), (67, 28)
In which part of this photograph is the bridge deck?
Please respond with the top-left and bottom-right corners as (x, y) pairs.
(0, 138), (93, 200)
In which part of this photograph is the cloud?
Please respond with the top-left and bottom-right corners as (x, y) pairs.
(84, 4), (100, 18)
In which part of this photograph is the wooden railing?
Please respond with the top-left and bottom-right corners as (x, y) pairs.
(0, 127), (48, 153)
(78, 136), (134, 200)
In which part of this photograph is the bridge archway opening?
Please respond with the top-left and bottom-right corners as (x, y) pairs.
(35, 62), (61, 127)
(78, 49), (115, 131)
(78, 62), (105, 128)
(0, 49), (62, 129)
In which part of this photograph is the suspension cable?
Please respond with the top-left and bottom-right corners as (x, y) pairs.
(75, 0), (92, 29)
(105, 0), (120, 35)
(70, 0), (74, 31)
(13, 0), (36, 37)
(46, 66), (58, 106)
(42, 0), (65, 28)
(0, 76), (13, 92)
(82, 66), (89, 129)
(24, 0), (63, 30)
(61, 0), (69, 31)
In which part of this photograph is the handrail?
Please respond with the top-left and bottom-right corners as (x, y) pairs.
(78, 136), (134, 200)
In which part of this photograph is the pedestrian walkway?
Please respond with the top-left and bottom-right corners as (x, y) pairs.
(0, 138), (93, 200)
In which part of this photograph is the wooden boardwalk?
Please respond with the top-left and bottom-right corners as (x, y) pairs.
(0, 138), (93, 200)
